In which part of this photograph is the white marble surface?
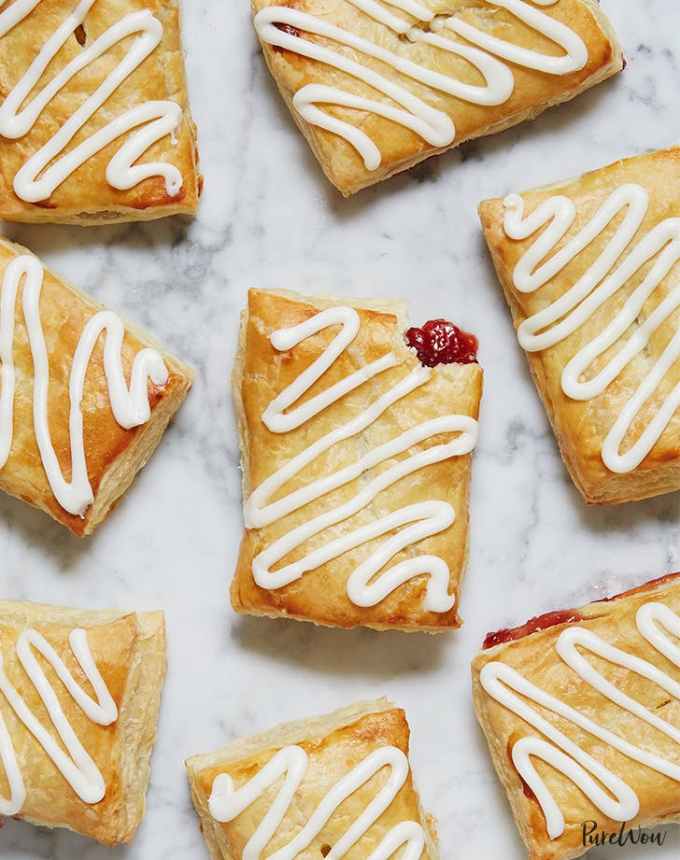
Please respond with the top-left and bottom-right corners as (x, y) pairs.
(2, 1), (680, 858)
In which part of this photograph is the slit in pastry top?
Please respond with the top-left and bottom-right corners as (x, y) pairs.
(0, 0), (184, 203)
(502, 183), (680, 474)
(0, 254), (169, 516)
(0, 626), (118, 816)
(246, 305), (478, 612)
(481, 601), (680, 840)
(208, 744), (425, 860)
(254, 0), (587, 171)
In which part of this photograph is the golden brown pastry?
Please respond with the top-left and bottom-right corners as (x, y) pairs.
(480, 147), (680, 505)
(251, 0), (622, 196)
(0, 600), (166, 845)
(472, 572), (680, 860)
(0, 0), (201, 224)
(186, 698), (440, 860)
(0, 238), (193, 535)
(231, 288), (483, 632)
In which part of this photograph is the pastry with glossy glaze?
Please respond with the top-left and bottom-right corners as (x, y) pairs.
(231, 288), (482, 631)
(473, 573), (680, 860)
(0, 600), (166, 845)
(186, 698), (440, 860)
(252, 0), (622, 195)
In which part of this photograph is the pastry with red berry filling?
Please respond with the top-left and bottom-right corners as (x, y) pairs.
(473, 573), (680, 860)
(231, 289), (483, 631)
(251, 0), (622, 196)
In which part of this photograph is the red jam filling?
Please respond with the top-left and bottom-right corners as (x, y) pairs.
(483, 610), (583, 650)
(521, 780), (537, 801)
(274, 22), (301, 38)
(405, 319), (478, 367)
(482, 573), (680, 651)
(595, 571), (680, 604)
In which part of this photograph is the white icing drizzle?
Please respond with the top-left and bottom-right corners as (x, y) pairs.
(246, 306), (478, 612)
(254, 0), (587, 171)
(503, 183), (680, 473)
(0, 0), (183, 203)
(0, 627), (117, 815)
(480, 600), (680, 840)
(0, 255), (168, 516)
(209, 744), (425, 860)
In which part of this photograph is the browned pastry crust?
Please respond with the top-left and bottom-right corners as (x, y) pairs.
(480, 146), (680, 505)
(186, 698), (440, 860)
(472, 573), (680, 860)
(0, 600), (166, 845)
(0, 0), (201, 224)
(0, 239), (193, 535)
(231, 288), (483, 632)
(251, 0), (622, 196)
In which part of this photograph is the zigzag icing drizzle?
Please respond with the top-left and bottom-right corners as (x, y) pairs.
(254, 0), (587, 171)
(0, 0), (183, 203)
(246, 306), (478, 612)
(503, 183), (680, 473)
(0, 626), (117, 815)
(209, 744), (425, 860)
(481, 601), (680, 840)
(0, 255), (168, 516)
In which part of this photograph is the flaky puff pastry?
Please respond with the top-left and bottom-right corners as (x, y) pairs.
(480, 147), (680, 505)
(251, 0), (622, 196)
(0, 0), (201, 224)
(472, 573), (680, 860)
(0, 600), (166, 845)
(186, 698), (440, 860)
(231, 288), (483, 632)
(0, 239), (193, 535)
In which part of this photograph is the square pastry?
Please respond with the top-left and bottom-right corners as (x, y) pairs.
(480, 146), (680, 505)
(231, 288), (483, 632)
(0, 239), (193, 535)
(0, 600), (166, 844)
(186, 698), (440, 860)
(472, 573), (680, 860)
(0, 0), (201, 224)
(251, 0), (622, 195)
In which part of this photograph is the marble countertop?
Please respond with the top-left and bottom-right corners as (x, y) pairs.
(3, 1), (680, 858)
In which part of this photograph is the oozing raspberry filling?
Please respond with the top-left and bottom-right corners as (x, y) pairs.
(483, 610), (583, 650)
(595, 572), (680, 603)
(405, 319), (478, 367)
(274, 22), (301, 38)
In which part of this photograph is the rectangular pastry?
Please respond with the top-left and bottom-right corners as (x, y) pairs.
(472, 572), (680, 860)
(480, 146), (680, 505)
(0, 239), (193, 535)
(251, 0), (622, 196)
(186, 698), (440, 860)
(231, 288), (483, 632)
(0, 0), (201, 224)
(0, 600), (166, 845)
